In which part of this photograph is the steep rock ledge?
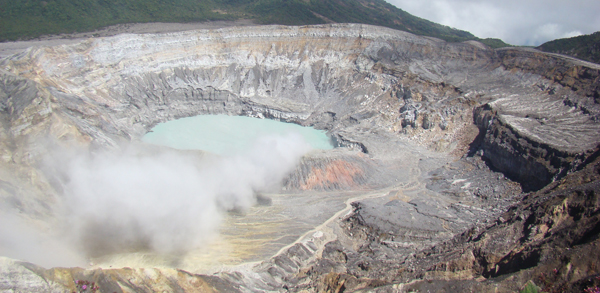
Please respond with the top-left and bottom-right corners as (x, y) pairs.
(0, 24), (600, 292)
(390, 150), (600, 292)
(497, 48), (600, 104)
(472, 88), (600, 191)
(0, 23), (496, 150)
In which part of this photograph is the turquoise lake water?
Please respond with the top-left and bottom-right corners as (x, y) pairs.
(142, 115), (333, 154)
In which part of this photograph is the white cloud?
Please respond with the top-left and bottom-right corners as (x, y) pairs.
(386, 0), (600, 46)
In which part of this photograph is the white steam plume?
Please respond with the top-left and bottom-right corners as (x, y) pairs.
(57, 132), (311, 257)
(0, 131), (312, 268)
(0, 211), (86, 268)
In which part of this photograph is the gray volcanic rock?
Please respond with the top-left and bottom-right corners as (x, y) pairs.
(472, 48), (600, 192)
(0, 23), (599, 292)
(472, 52), (600, 191)
(0, 256), (242, 292)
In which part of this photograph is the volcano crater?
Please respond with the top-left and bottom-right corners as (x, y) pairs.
(1, 23), (600, 292)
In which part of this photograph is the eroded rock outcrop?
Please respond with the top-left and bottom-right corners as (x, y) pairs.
(1, 23), (599, 292)
(472, 64), (600, 191)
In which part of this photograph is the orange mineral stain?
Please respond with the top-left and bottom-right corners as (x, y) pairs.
(301, 160), (364, 190)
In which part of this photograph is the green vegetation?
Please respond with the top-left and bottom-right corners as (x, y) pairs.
(0, 0), (490, 44)
(0, 0), (235, 41)
(537, 31), (600, 64)
(478, 38), (511, 49)
(5, 0), (222, 41)
(0, 0), (517, 48)
(520, 281), (542, 293)
(251, 0), (477, 43)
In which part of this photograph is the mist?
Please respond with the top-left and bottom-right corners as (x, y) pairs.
(0, 211), (86, 268)
(1, 132), (311, 267)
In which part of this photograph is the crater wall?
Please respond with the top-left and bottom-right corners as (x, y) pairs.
(4, 24), (598, 189)
(1, 23), (600, 292)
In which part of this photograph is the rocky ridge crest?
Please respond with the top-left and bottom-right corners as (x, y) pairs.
(0, 24), (599, 292)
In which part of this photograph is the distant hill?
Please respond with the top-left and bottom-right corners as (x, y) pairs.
(0, 0), (510, 48)
(537, 31), (600, 64)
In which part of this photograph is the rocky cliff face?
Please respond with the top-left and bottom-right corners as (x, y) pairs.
(472, 48), (600, 191)
(0, 23), (599, 292)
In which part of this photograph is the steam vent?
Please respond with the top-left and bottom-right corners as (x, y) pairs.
(1, 24), (600, 292)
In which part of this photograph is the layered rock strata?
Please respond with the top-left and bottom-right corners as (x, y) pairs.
(0, 23), (599, 292)
(297, 148), (600, 293)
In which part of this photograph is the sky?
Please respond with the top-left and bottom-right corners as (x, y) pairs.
(386, 0), (600, 46)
